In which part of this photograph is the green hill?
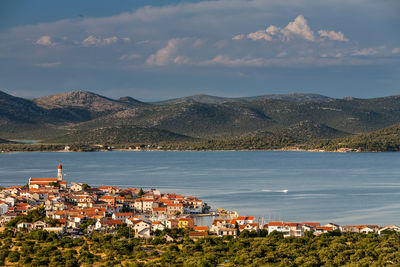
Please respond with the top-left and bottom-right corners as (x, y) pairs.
(315, 123), (400, 152)
(3, 90), (400, 149)
(43, 126), (196, 145)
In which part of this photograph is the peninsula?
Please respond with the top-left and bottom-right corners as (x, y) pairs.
(0, 164), (400, 265)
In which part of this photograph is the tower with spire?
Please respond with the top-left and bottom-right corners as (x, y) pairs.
(57, 163), (63, 181)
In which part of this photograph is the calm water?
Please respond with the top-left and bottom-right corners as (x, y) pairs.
(1, 151), (400, 225)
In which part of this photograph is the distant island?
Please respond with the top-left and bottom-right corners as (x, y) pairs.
(1, 164), (400, 265)
(1, 90), (400, 152)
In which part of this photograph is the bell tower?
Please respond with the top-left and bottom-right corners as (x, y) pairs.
(57, 163), (63, 181)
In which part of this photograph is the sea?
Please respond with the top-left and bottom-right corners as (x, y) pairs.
(1, 151), (400, 225)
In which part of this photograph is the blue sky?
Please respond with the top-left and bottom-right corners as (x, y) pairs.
(0, 0), (399, 100)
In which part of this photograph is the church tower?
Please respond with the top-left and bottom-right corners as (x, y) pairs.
(57, 163), (63, 181)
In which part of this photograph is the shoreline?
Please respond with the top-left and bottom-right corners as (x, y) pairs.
(0, 148), (384, 154)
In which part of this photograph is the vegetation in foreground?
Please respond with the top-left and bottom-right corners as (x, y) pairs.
(0, 228), (400, 266)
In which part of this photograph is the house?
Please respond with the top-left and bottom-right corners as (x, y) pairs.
(314, 226), (334, 235)
(152, 207), (167, 216)
(70, 183), (84, 192)
(17, 222), (33, 230)
(359, 226), (376, 234)
(132, 220), (151, 238)
(0, 212), (17, 224)
(151, 221), (166, 232)
(189, 231), (208, 239)
(165, 219), (179, 229)
(268, 222), (304, 238)
(178, 218), (194, 229)
(112, 212), (134, 221)
(323, 223), (340, 230)
(378, 225), (400, 235)
(234, 216), (255, 225)
(0, 202), (9, 215)
(99, 196), (115, 205)
(193, 226), (209, 232)
(95, 218), (123, 230)
(98, 186), (119, 194)
(211, 219), (232, 233)
(167, 203), (183, 215)
(217, 228), (237, 237)
(134, 199), (157, 213)
(239, 223), (259, 232)
(33, 221), (47, 230)
(340, 225), (362, 233)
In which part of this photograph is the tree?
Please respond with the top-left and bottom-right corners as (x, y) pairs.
(7, 251), (20, 262)
(82, 184), (90, 191)
(138, 188), (144, 198)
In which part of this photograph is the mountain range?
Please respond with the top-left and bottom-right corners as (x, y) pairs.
(1, 90), (400, 147)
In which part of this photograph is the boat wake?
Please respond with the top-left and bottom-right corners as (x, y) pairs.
(261, 189), (288, 193)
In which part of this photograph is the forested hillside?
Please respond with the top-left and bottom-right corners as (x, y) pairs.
(2, 90), (400, 151)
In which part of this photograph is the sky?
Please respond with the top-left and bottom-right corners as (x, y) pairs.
(0, 0), (399, 100)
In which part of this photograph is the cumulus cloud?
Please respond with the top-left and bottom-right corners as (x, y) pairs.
(82, 35), (101, 46)
(82, 35), (119, 46)
(146, 38), (185, 66)
(247, 30), (272, 41)
(392, 48), (400, 54)
(146, 38), (202, 66)
(232, 34), (244, 40)
(318, 30), (348, 42)
(281, 15), (315, 41)
(103, 36), (118, 45)
(234, 15), (349, 43)
(35, 36), (56, 46)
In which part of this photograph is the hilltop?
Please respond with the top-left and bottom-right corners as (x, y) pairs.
(155, 93), (332, 105)
(2, 90), (400, 151)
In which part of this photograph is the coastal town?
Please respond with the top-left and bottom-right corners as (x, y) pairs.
(0, 164), (399, 239)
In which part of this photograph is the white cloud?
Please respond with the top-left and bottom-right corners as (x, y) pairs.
(281, 15), (315, 41)
(266, 25), (279, 35)
(200, 55), (264, 67)
(392, 47), (400, 54)
(318, 30), (348, 42)
(146, 38), (184, 66)
(35, 36), (56, 46)
(232, 34), (244, 40)
(146, 38), (202, 66)
(234, 15), (351, 43)
(173, 55), (190, 64)
(103, 36), (118, 45)
(235, 15), (317, 42)
(82, 35), (102, 46)
(352, 47), (381, 56)
(36, 61), (61, 67)
(247, 30), (272, 41)
(119, 53), (141, 61)
(82, 35), (119, 46)
(192, 39), (205, 48)
(197, 55), (369, 67)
